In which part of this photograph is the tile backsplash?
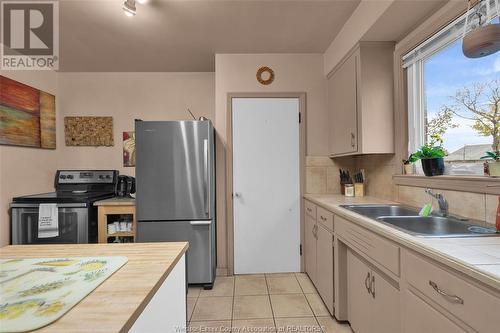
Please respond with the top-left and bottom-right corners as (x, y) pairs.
(306, 154), (396, 199)
(306, 155), (498, 225)
(396, 185), (498, 225)
(305, 156), (354, 194)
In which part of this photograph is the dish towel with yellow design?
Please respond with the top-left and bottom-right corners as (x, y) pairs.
(0, 256), (128, 332)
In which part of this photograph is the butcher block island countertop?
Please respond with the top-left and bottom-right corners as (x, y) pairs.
(0, 242), (188, 333)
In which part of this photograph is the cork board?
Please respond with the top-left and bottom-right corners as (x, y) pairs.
(64, 116), (114, 146)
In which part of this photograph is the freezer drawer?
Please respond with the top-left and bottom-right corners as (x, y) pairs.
(137, 220), (215, 285)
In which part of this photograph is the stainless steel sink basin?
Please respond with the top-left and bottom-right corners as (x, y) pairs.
(340, 204), (498, 238)
(377, 216), (498, 238)
(341, 204), (419, 219)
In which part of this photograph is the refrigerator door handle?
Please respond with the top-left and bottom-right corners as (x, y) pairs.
(190, 221), (212, 226)
(203, 139), (209, 217)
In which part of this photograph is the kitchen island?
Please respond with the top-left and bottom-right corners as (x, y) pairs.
(0, 242), (188, 333)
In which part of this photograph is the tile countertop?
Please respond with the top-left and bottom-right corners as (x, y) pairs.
(0, 242), (188, 333)
(304, 194), (500, 292)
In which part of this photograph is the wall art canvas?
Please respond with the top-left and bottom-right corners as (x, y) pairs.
(0, 76), (56, 149)
(64, 116), (114, 146)
(123, 131), (136, 167)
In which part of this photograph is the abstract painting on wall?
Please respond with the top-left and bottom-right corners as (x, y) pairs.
(123, 131), (135, 167)
(0, 76), (56, 149)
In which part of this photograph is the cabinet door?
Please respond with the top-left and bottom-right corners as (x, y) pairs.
(305, 214), (317, 285)
(370, 270), (400, 333)
(403, 290), (466, 333)
(328, 53), (358, 155)
(316, 224), (334, 314)
(347, 250), (371, 333)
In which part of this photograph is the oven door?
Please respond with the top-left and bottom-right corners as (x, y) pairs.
(11, 203), (89, 244)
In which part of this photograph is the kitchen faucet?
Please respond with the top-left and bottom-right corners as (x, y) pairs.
(425, 188), (448, 217)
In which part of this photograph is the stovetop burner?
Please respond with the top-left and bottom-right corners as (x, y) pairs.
(12, 170), (119, 205)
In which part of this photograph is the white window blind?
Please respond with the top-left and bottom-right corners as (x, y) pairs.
(402, 0), (499, 69)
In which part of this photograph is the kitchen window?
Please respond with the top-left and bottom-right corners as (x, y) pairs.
(404, 0), (499, 175)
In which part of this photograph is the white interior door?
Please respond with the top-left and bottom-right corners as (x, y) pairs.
(232, 97), (300, 274)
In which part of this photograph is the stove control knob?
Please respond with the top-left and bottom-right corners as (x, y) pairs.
(98, 175), (104, 180)
(60, 175), (66, 179)
(67, 175), (74, 180)
(105, 175), (111, 179)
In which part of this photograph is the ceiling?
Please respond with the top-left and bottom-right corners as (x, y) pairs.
(362, 0), (448, 42)
(59, 0), (448, 72)
(59, 0), (361, 72)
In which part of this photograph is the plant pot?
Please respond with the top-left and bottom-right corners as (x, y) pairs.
(421, 157), (445, 177)
(403, 164), (414, 175)
(488, 161), (500, 177)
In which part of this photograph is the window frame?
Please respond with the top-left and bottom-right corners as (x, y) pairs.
(392, 0), (500, 194)
(404, 0), (498, 173)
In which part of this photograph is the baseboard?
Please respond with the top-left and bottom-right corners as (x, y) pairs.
(216, 268), (229, 276)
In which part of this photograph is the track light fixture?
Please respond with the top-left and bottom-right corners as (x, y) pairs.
(123, 0), (136, 17)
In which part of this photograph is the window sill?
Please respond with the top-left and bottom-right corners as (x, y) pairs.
(393, 174), (500, 195)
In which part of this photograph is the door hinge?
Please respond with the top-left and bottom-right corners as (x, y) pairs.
(298, 112), (302, 123)
(300, 244), (302, 256)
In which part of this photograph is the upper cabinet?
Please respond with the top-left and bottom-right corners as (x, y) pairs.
(328, 42), (395, 157)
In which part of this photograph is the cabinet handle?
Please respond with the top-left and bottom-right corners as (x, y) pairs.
(350, 132), (356, 148)
(307, 207), (312, 212)
(429, 281), (464, 304)
(320, 216), (327, 221)
(364, 272), (371, 294)
(371, 274), (375, 298)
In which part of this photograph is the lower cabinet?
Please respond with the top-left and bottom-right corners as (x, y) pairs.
(316, 223), (334, 314)
(304, 201), (334, 314)
(305, 213), (317, 285)
(347, 250), (400, 333)
(403, 289), (466, 333)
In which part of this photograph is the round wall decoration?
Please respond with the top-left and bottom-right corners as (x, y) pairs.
(256, 66), (275, 85)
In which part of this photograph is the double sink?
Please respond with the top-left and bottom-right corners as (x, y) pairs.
(341, 204), (498, 238)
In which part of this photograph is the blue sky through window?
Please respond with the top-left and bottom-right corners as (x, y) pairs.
(424, 36), (500, 154)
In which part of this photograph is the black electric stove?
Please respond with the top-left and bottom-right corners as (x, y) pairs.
(12, 191), (117, 205)
(11, 170), (119, 244)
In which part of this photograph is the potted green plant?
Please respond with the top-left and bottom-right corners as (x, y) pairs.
(481, 151), (500, 177)
(402, 154), (418, 175)
(412, 136), (447, 176)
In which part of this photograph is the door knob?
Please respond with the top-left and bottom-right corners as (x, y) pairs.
(234, 192), (241, 198)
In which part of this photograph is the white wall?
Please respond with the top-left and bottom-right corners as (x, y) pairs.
(214, 53), (329, 272)
(0, 72), (215, 247)
(0, 70), (59, 247)
(57, 72), (215, 176)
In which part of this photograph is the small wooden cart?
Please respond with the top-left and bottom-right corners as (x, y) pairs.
(94, 198), (136, 243)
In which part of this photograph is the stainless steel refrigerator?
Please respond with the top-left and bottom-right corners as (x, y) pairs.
(135, 120), (216, 289)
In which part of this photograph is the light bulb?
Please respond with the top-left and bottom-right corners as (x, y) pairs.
(137, 0), (148, 4)
(123, 0), (136, 16)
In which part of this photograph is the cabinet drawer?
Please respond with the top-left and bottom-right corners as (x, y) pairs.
(403, 289), (466, 333)
(405, 251), (500, 333)
(335, 215), (400, 276)
(304, 200), (317, 219)
(317, 207), (333, 231)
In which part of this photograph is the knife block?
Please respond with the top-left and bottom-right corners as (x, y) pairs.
(354, 183), (364, 197)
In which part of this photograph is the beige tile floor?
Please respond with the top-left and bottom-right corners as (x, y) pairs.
(187, 272), (352, 332)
